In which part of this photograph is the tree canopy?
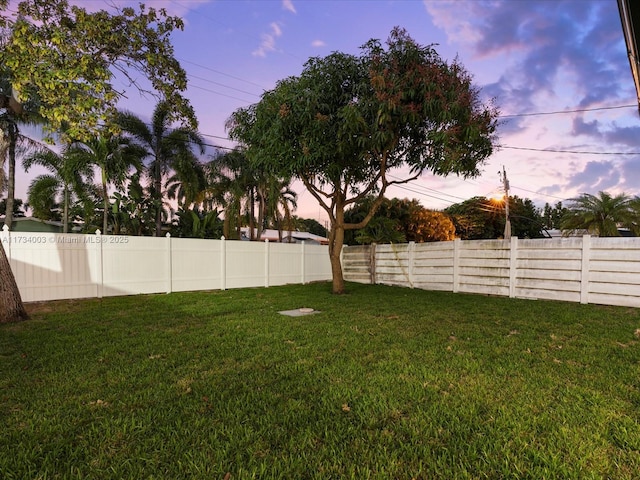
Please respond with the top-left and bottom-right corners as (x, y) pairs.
(445, 195), (545, 239)
(228, 27), (499, 293)
(344, 196), (455, 245)
(0, 0), (195, 141)
(559, 191), (636, 237)
(0, 0), (195, 323)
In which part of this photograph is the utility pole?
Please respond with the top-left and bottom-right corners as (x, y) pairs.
(499, 166), (511, 238)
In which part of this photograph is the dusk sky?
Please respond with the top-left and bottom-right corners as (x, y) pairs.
(8, 0), (640, 224)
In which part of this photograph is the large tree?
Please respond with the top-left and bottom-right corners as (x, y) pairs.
(0, 0), (195, 322)
(227, 28), (498, 293)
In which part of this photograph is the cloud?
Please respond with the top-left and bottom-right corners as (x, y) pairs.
(603, 124), (640, 147)
(564, 160), (622, 192)
(426, 1), (630, 112)
(252, 22), (283, 58)
(311, 40), (326, 48)
(571, 117), (602, 139)
(282, 0), (296, 14)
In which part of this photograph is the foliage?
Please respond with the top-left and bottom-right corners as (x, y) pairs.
(408, 208), (456, 242)
(171, 206), (222, 239)
(209, 148), (296, 241)
(108, 175), (155, 236)
(291, 216), (328, 237)
(0, 197), (25, 217)
(560, 191), (635, 237)
(117, 101), (205, 236)
(228, 27), (498, 292)
(542, 201), (568, 229)
(67, 131), (145, 233)
(355, 216), (406, 244)
(0, 0), (195, 142)
(446, 195), (545, 239)
(345, 196), (455, 244)
(22, 147), (94, 232)
(2, 283), (640, 477)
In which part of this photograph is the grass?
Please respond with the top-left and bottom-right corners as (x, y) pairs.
(1, 282), (640, 479)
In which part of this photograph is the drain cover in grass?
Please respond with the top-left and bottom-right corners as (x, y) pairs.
(278, 307), (320, 317)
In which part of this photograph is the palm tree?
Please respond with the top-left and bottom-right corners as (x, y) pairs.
(117, 101), (206, 236)
(261, 177), (297, 241)
(560, 191), (634, 237)
(208, 149), (257, 240)
(23, 148), (94, 233)
(166, 154), (208, 211)
(67, 132), (145, 233)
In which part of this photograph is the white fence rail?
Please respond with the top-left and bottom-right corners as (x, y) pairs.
(1, 227), (332, 303)
(342, 236), (640, 308)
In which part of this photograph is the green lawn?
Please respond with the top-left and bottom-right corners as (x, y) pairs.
(1, 282), (639, 479)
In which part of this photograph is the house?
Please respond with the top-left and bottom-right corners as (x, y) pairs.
(0, 216), (63, 233)
(618, 0), (640, 113)
(239, 227), (328, 245)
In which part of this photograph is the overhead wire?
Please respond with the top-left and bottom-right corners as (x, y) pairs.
(498, 103), (637, 118)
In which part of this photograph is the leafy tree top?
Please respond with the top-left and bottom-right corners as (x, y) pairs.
(0, 0), (195, 141)
(227, 27), (499, 224)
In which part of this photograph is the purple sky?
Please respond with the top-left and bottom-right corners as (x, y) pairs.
(8, 0), (640, 224)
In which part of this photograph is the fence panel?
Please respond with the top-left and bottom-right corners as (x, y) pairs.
(457, 240), (510, 297)
(4, 228), (331, 302)
(342, 245), (373, 284)
(342, 236), (640, 308)
(375, 244), (412, 287)
(171, 237), (223, 293)
(589, 237), (640, 308)
(411, 242), (455, 291)
(7, 234), (100, 302)
(101, 235), (169, 297)
(513, 238), (583, 303)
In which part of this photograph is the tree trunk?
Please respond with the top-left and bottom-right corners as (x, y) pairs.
(102, 171), (109, 234)
(0, 241), (28, 323)
(155, 173), (163, 237)
(5, 126), (17, 231)
(63, 185), (69, 233)
(249, 187), (255, 240)
(328, 222), (345, 294)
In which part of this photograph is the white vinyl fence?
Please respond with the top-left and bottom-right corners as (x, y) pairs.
(1, 226), (332, 302)
(342, 236), (640, 308)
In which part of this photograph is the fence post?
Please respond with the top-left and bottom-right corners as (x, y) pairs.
(580, 235), (591, 304)
(166, 233), (172, 294)
(301, 241), (306, 285)
(408, 241), (415, 288)
(264, 239), (270, 288)
(509, 236), (518, 298)
(1, 224), (11, 264)
(220, 236), (226, 291)
(453, 238), (460, 293)
(370, 243), (377, 285)
(95, 230), (103, 299)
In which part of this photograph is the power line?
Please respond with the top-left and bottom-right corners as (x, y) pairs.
(179, 58), (269, 91)
(500, 145), (640, 155)
(188, 83), (254, 104)
(499, 103), (637, 118)
(186, 73), (261, 98)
